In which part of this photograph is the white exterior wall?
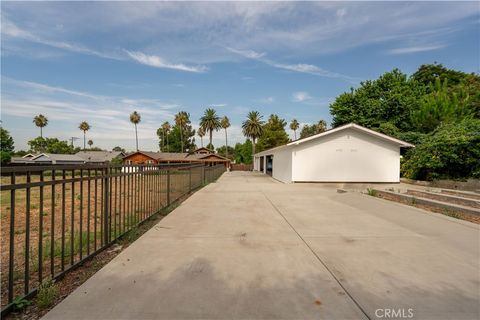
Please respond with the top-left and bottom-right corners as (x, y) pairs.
(271, 147), (293, 183)
(292, 128), (400, 182)
(253, 157), (260, 171)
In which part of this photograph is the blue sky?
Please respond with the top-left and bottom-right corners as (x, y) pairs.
(1, 1), (479, 151)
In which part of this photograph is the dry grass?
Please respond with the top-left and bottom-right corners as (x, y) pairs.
(0, 168), (204, 309)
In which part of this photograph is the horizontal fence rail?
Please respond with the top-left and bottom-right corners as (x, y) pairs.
(0, 163), (225, 314)
(230, 164), (253, 171)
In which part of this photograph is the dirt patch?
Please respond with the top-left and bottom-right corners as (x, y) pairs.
(3, 198), (181, 320)
(375, 192), (480, 224)
(1, 171), (198, 308)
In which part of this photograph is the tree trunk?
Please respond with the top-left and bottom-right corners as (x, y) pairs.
(40, 127), (43, 138)
(83, 132), (86, 151)
(252, 137), (256, 159)
(225, 128), (228, 158)
(180, 128), (184, 152)
(294, 130), (297, 140)
(135, 124), (138, 151)
(200, 137), (203, 148)
(209, 129), (213, 147)
(166, 134), (169, 152)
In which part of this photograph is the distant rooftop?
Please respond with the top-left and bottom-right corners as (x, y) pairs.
(76, 150), (125, 162)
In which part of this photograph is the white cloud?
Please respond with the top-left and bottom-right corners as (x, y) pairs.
(257, 97), (274, 104)
(292, 92), (312, 102)
(226, 47), (266, 59)
(227, 47), (360, 82)
(4, 77), (109, 100)
(1, 17), (121, 60)
(125, 50), (208, 73)
(336, 8), (347, 18)
(388, 44), (446, 54)
(1, 3), (476, 72)
(2, 77), (180, 150)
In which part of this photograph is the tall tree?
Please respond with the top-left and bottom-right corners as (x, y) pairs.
(411, 78), (473, 133)
(330, 69), (424, 131)
(220, 116), (230, 158)
(156, 127), (164, 151)
(234, 139), (253, 164)
(242, 111), (264, 157)
(216, 145), (235, 160)
(256, 114), (289, 152)
(28, 137), (74, 154)
(0, 127), (15, 153)
(412, 63), (468, 90)
(130, 111), (141, 151)
(299, 120), (328, 139)
(33, 114), (48, 138)
(200, 108), (221, 147)
(317, 120), (327, 132)
(197, 126), (205, 148)
(78, 121), (91, 151)
(161, 121), (171, 152)
(175, 112), (190, 152)
(290, 119), (299, 140)
(112, 146), (125, 152)
(1, 128), (14, 165)
(87, 139), (93, 148)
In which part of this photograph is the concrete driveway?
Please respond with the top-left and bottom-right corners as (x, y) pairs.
(44, 172), (480, 320)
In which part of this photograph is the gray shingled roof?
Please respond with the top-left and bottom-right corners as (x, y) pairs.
(131, 151), (229, 162)
(76, 151), (124, 162)
(32, 153), (86, 162)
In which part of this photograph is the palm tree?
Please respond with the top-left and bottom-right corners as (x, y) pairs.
(175, 112), (189, 152)
(199, 108), (221, 148)
(130, 111), (141, 151)
(197, 127), (205, 148)
(317, 120), (327, 133)
(290, 119), (300, 140)
(78, 121), (91, 151)
(242, 111), (264, 157)
(156, 127), (164, 151)
(33, 114), (48, 138)
(221, 116), (230, 158)
(161, 121), (171, 152)
(88, 139), (93, 148)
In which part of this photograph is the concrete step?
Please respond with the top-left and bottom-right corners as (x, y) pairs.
(441, 189), (480, 201)
(373, 189), (480, 217)
(406, 189), (480, 209)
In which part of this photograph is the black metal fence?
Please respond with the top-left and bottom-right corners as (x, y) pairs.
(0, 163), (225, 313)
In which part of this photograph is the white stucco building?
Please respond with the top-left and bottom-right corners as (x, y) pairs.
(253, 123), (414, 183)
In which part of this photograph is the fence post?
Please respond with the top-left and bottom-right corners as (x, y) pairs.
(103, 165), (110, 245)
(189, 167), (192, 193)
(167, 168), (171, 206)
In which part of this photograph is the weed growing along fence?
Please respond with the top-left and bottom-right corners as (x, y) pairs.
(0, 163), (225, 314)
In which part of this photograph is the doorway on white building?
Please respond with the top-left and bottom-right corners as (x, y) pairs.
(259, 156), (265, 172)
(266, 155), (273, 176)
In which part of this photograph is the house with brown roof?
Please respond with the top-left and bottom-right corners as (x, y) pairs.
(122, 148), (230, 167)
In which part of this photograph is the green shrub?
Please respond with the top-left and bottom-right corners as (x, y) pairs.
(12, 296), (31, 311)
(401, 119), (480, 180)
(367, 188), (377, 196)
(1, 151), (12, 165)
(36, 279), (58, 309)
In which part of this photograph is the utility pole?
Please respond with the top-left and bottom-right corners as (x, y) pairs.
(70, 137), (79, 147)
